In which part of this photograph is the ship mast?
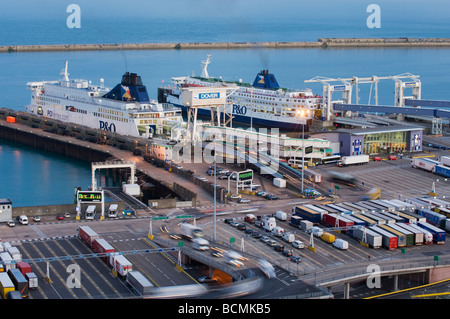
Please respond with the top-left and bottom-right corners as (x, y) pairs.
(61, 60), (70, 82)
(200, 55), (211, 79)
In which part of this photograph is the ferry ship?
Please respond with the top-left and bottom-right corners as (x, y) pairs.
(26, 61), (183, 138)
(158, 55), (323, 131)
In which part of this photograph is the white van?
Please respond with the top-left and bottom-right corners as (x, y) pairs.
(18, 215), (28, 225)
(108, 204), (118, 218)
(192, 238), (209, 251)
(85, 205), (96, 220)
(308, 226), (323, 237)
(332, 238), (349, 250)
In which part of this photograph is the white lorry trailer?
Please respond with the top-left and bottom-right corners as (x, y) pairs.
(411, 158), (441, 172)
(337, 155), (369, 167)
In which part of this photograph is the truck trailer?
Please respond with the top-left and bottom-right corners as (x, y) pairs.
(92, 238), (116, 261)
(351, 227), (382, 249)
(77, 225), (100, 248)
(109, 254), (133, 277)
(126, 271), (154, 296)
(180, 223), (204, 240)
(0, 272), (15, 299)
(416, 221), (446, 244)
(369, 225), (398, 250)
(8, 268), (29, 298)
(293, 206), (322, 224)
(411, 158), (441, 172)
(337, 155), (369, 167)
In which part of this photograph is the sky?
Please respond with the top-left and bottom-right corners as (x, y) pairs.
(2, 0), (450, 22)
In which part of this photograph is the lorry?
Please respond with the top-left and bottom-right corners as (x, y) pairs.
(320, 232), (335, 243)
(180, 223), (204, 240)
(271, 226), (284, 237)
(92, 238), (116, 261)
(107, 204), (118, 218)
(244, 214), (256, 223)
(78, 225), (100, 248)
(192, 238), (210, 251)
(293, 206), (322, 224)
(440, 156), (450, 167)
(0, 272), (15, 299)
(109, 253), (133, 277)
(0, 252), (16, 272)
(411, 158), (441, 173)
(308, 226), (323, 237)
(8, 268), (29, 298)
(332, 238), (349, 250)
(337, 154), (369, 167)
(261, 216), (276, 232)
(25, 272), (38, 290)
(16, 262), (32, 276)
(126, 271), (154, 296)
(300, 220), (313, 231)
(282, 232), (295, 243)
(435, 164), (450, 178)
(323, 213), (355, 229)
(417, 221), (446, 244)
(369, 225), (398, 250)
(351, 227), (382, 249)
(417, 208), (446, 228)
(6, 247), (22, 261)
(275, 211), (287, 221)
(289, 216), (302, 227)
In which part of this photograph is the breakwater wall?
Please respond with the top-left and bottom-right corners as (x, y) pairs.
(3, 38), (450, 53)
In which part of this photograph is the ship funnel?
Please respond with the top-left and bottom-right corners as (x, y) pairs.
(252, 70), (280, 89)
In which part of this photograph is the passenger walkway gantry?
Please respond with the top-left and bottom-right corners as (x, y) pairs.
(305, 73), (421, 121)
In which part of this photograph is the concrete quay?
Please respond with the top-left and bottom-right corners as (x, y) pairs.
(2, 38), (450, 53)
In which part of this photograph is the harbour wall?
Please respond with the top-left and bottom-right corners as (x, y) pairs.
(3, 38), (450, 53)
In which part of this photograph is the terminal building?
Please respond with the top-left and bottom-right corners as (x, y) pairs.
(311, 125), (423, 156)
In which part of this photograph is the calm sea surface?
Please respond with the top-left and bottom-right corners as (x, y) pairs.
(1, 8), (450, 206)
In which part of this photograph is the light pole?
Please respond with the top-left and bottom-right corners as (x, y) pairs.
(213, 148), (217, 242)
(302, 120), (304, 195)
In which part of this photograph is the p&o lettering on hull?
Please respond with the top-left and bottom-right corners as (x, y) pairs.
(99, 121), (116, 132)
(232, 104), (247, 115)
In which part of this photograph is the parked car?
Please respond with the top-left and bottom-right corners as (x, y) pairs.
(33, 215), (41, 222)
(260, 236), (270, 244)
(251, 232), (262, 239)
(292, 240), (305, 249)
(265, 194), (280, 200)
(289, 256), (302, 263)
(373, 156), (382, 161)
(256, 191), (269, 197)
(227, 194), (241, 200)
(64, 212), (71, 218)
(237, 224), (246, 231)
(198, 276), (218, 284)
(56, 214), (64, 220)
(282, 249), (293, 257)
(267, 239), (277, 247)
(388, 155), (398, 160)
(245, 228), (254, 235)
(238, 198), (251, 204)
(224, 218), (234, 224)
(6, 220), (15, 227)
(274, 244), (285, 252)
(230, 222), (239, 228)
(255, 220), (263, 228)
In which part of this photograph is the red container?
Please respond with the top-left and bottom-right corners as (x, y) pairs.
(78, 226), (100, 247)
(16, 262), (32, 276)
(323, 213), (354, 228)
(92, 238), (115, 261)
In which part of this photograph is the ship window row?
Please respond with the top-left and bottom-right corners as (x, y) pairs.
(36, 96), (60, 104)
(94, 112), (129, 123)
(140, 119), (158, 125)
(98, 107), (124, 117)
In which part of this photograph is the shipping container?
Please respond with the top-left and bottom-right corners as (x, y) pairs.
(417, 208), (446, 228)
(289, 216), (302, 227)
(416, 221), (446, 244)
(342, 202), (367, 213)
(77, 225), (100, 247)
(303, 204), (328, 219)
(375, 211), (406, 223)
(407, 223), (433, 244)
(363, 213), (387, 225)
(320, 232), (335, 243)
(7, 247), (22, 261)
(411, 158), (441, 172)
(6, 116), (15, 123)
(294, 206), (322, 224)
(8, 268), (28, 298)
(126, 271), (154, 296)
(378, 224), (407, 247)
(25, 272), (38, 290)
(370, 211), (396, 224)
(314, 204), (340, 214)
(322, 213), (354, 229)
(372, 200), (395, 212)
(397, 212), (418, 223)
(16, 262), (32, 276)
(351, 227), (382, 249)
(352, 214), (377, 226)
(325, 203), (352, 214)
(0, 272), (15, 299)
(369, 226), (398, 250)
(0, 252), (16, 272)
(109, 254), (133, 277)
(343, 215), (366, 227)
(354, 201), (378, 213)
(92, 238), (116, 261)
(396, 223), (424, 245)
(386, 224), (415, 246)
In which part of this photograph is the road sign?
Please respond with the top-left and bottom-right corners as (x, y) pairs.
(178, 241), (183, 247)
(230, 237), (235, 243)
(153, 216), (169, 220)
(176, 215), (193, 219)
(305, 145), (313, 154)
